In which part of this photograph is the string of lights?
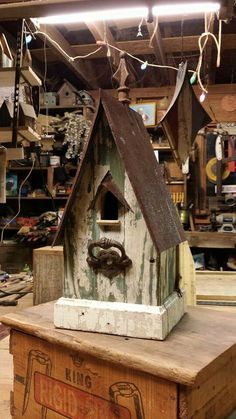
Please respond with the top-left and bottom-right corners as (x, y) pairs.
(30, 11), (222, 103)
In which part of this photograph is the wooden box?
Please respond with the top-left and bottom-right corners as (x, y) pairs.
(2, 303), (236, 418)
(33, 246), (63, 305)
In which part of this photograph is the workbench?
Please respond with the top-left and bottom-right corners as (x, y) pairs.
(1, 303), (236, 418)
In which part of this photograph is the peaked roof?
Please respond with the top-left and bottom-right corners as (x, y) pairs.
(1, 100), (13, 118)
(88, 171), (132, 211)
(57, 79), (80, 95)
(20, 103), (36, 119)
(160, 61), (211, 164)
(54, 90), (185, 253)
(0, 101), (36, 119)
(0, 33), (13, 61)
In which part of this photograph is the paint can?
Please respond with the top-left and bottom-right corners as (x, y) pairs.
(50, 155), (60, 166)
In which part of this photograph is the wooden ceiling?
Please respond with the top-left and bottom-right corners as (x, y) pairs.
(0, 0), (235, 91)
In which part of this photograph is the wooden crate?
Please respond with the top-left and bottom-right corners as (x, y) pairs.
(33, 246), (63, 305)
(2, 303), (236, 418)
(0, 243), (32, 273)
(196, 270), (236, 305)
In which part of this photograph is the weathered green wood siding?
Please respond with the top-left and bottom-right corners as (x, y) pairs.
(64, 114), (176, 305)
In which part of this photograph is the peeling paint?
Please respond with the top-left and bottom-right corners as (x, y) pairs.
(63, 114), (178, 308)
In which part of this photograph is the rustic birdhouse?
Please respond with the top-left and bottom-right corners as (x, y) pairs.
(19, 103), (37, 130)
(0, 100), (36, 131)
(0, 33), (13, 68)
(57, 79), (80, 107)
(54, 88), (186, 340)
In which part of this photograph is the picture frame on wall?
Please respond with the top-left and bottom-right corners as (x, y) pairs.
(129, 102), (156, 127)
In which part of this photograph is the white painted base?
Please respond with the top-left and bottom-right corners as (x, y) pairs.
(54, 291), (186, 340)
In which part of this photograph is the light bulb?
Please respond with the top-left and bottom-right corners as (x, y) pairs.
(190, 72), (197, 85)
(141, 61), (148, 70)
(25, 34), (32, 44)
(199, 92), (206, 103)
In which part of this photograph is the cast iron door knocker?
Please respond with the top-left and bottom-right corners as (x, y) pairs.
(87, 237), (132, 280)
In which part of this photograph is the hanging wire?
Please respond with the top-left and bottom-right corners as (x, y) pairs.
(102, 22), (116, 88)
(33, 30), (102, 61)
(181, 17), (184, 62)
(137, 17), (144, 37)
(149, 15), (159, 48)
(196, 13), (222, 94)
(33, 14), (222, 88)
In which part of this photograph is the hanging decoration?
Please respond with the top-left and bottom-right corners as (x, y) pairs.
(62, 112), (91, 160)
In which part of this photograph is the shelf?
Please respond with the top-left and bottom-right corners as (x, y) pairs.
(152, 145), (171, 151)
(0, 126), (41, 143)
(8, 166), (48, 171)
(166, 181), (184, 185)
(0, 66), (41, 87)
(0, 226), (19, 230)
(185, 231), (236, 249)
(6, 196), (68, 200)
(40, 105), (81, 110)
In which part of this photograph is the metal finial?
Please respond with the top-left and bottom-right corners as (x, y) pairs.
(113, 52), (131, 104)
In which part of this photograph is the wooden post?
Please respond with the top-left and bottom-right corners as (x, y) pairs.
(0, 147), (6, 203)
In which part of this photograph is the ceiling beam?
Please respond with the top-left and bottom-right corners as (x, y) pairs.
(146, 21), (169, 85)
(162, 23), (178, 85)
(204, 15), (216, 85)
(31, 33), (236, 63)
(86, 21), (120, 67)
(38, 24), (97, 88)
(219, 0), (235, 20)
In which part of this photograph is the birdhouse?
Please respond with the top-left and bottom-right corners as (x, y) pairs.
(57, 79), (80, 107)
(0, 100), (37, 131)
(0, 33), (13, 68)
(19, 103), (37, 131)
(54, 89), (186, 340)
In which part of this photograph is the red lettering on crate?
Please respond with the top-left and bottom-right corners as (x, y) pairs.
(34, 372), (131, 418)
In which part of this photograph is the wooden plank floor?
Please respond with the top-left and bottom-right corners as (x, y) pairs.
(0, 336), (12, 419)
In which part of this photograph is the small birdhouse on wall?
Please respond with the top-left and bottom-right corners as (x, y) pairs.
(54, 87), (186, 341)
(57, 79), (80, 107)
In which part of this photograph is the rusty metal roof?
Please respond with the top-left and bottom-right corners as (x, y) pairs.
(160, 62), (211, 165)
(89, 171), (132, 212)
(54, 90), (185, 252)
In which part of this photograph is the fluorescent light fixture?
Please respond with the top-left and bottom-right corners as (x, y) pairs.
(38, 7), (148, 24)
(38, 2), (220, 25)
(152, 2), (220, 17)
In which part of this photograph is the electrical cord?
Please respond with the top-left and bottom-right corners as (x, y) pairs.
(32, 10), (222, 90)
(0, 157), (35, 244)
(33, 30), (103, 61)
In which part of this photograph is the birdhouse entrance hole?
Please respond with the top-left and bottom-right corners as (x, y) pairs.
(102, 191), (119, 220)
